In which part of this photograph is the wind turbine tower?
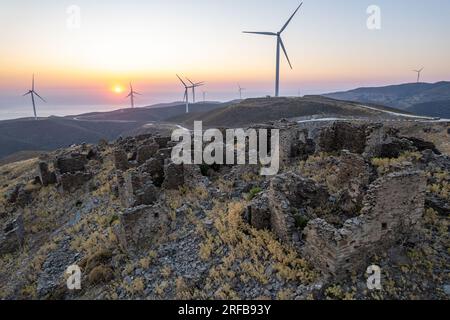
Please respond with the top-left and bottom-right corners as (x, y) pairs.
(126, 82), (141, 108)
(186, 78), (205, 103)
(23, 74), (46, 120)
(177, 74), (190, 113)
(413, 67), (424, 83)
(238, 84), (246, 100)
(243, 2), (303, 97)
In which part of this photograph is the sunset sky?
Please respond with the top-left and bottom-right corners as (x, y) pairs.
(1, 0), (450, 116)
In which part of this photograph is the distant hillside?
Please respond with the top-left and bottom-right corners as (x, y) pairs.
(406, 100), (450, 119)
(72, 102), (228, 122)
(0, 117), (138, 159)
(324, 82), (450, 113)
(0, 150), (45, 166)
(144, 101), (222, 109)
(170, 96), (406, 128)
(0, 102), (231, 160)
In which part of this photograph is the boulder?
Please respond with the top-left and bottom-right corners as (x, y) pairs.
(38, 162), (56, 186)
(0, 215), (24, 256)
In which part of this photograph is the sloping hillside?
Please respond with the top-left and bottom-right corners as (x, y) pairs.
(0, 102), (228, 160)
(170, 96), (410, 128)
(0, 118), (138, 159)
(407, 100), (450, 119)
(72, 102), (227, 122)
(324, 81), (450, 111)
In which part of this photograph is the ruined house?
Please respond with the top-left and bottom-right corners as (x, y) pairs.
(303, 171), (426, 278)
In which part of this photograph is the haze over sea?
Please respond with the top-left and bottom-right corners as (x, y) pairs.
(0, 104), (129, 121)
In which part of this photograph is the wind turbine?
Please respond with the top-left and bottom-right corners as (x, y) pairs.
(23, 74), (46, 120)
(186, 77), (205, 103)
(202, 91), (206, 103)
(413, 67), (424, 83)
(238, 84), (246, 99)
(177, 74), (190, 113)
(126, 82), (141, 108)
(243, 2), (303, 97)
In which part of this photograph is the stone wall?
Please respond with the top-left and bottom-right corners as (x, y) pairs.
(118, 204), (168, 251)
(247, 172), (329, 244)
(303, 171), (426, 278)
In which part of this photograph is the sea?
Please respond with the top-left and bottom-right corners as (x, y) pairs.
(0, 104), (126, 121)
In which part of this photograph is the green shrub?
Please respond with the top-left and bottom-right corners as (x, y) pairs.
(246, 187), (262, 201)
(294, 215), (309, 231)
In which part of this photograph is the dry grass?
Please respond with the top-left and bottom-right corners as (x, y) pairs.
(371, 151), (422, 175)
(197, 199), (317, 299)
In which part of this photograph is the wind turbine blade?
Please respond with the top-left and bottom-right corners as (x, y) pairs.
(242, 31), (277, 36)
(134, 91), (142, 95)
(34, 91), (46, 102)
(23, 91), (31, 96)
(279, 37), (293, 69)
(186, 78), (195, 86)
(32, 74), (35, 90)
(176, 74), (187, 87)
(126, 93), (132, 98)
(280, 2), (303, 33)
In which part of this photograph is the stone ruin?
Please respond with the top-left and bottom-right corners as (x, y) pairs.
(253, 121), (316, 164)
(248, 167), (427, 278)
(112, 134), (206, 251)
(0, 215), (24, 256)
(36, 144), (99, 193)
(117, 204), (168, 252)
(245, 121), (432, 278)
(303, 171), (426, 278)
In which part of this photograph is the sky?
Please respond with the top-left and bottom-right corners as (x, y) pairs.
(0, 0), (450, 118)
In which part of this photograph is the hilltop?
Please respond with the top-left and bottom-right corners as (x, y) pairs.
(324, 82), (450, 116)
(0, 117), (448, 300)
(167, 96), (413, 128)
(0, 96), (440, 162)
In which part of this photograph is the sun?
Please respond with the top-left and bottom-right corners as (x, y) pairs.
(113, 85), (124, 94)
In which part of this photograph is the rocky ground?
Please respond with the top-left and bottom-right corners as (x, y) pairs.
(0, 120), (449, 300)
